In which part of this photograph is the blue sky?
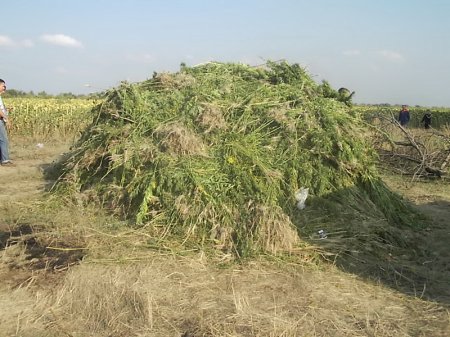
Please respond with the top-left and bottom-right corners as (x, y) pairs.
(1, 0), (449, 107)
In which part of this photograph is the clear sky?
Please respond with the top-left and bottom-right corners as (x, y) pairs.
(1, 0), (449, 107)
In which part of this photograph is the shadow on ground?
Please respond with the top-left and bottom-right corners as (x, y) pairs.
(299, 191), (450, 306)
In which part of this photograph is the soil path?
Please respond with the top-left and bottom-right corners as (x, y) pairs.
(0, 141), (68, 204)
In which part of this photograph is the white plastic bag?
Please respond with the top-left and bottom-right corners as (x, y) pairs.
(295, 187), (309, 210)
(318, 229), (327, 239)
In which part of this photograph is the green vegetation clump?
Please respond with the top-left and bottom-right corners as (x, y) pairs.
(54, 61), (419, 256)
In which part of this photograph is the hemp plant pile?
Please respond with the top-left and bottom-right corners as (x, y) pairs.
(54, 61), (420, 256)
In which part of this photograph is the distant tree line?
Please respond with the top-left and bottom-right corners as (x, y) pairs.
(3, 89), (101, 99)
(361, 103), (425, 108)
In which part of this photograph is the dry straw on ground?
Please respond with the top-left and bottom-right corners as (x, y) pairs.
(1, 254), (449, 337)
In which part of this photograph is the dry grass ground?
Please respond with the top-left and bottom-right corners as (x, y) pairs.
(0, 140), (449, 337)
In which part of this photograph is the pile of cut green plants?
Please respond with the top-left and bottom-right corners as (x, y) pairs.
(52, 61), (424, 258)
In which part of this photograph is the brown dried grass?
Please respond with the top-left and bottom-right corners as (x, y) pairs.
(197, 102), (228, 133)
(250, 203), (300, 254)
(1, 254), (449, 337)
(154, 72), (196, 90)
(155, 122), (208, 156)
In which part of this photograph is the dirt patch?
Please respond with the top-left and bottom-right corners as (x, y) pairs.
(0, 222), (85, 289)
(0, 223), (84, 270)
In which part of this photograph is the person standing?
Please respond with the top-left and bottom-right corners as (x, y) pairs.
(398, 104), (410, 127)
(421, 110), (432, 129)
(0, 78), (13, 166)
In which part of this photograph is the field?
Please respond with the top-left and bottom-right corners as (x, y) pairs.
(5, 97), (95, 143)
(1, 93), (450, 336)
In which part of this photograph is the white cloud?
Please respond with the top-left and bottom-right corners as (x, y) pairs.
(377, 50), (404, 62)
(0, 35), (15, 47)
(342, 49), (361, 56)
(40, 34), (83, 48)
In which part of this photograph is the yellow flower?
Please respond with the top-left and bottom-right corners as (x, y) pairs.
(227, 156), (236, 164)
